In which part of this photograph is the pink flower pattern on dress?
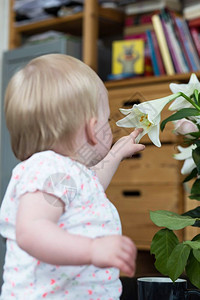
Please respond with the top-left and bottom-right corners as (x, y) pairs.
(0, 150), (122, 299)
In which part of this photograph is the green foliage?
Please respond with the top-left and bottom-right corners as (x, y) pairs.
(160, 108), (200, 131)
(150, 229), (179, 275)
(150, 210), (196, 230)
(149, 86), (200, 289)
(185, 251), (200, 289)
(192, 148), (200, 174)
(182, 207), (200, 227)
(167, 243), (191, 281)
(183, 168), (198, 182)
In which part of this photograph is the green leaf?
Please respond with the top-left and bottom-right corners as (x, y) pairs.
(191, 235), (200, 262)
(160, 108), (200, 131)
(183, 168), (198, 182)
(182, 206), (200, 218)
(150, 210), (196, 230)
(194, 140), (200, 147)
(182, 206), (200, 227)
(189, 194), (200, 201)
(191, 179), (200, 195)
(167, 243), (191, 281)
(192, 148), (200, 173)
(189, 131), (200, 138)
(184, 240), (200, 250)
(193, 249), (200, 262)
(185, 252), (200, 289)
(150, 229), (179, 275)
(194, 89), (199, 104)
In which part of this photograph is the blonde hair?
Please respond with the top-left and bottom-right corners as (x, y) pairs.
(5, 54), (104, 161)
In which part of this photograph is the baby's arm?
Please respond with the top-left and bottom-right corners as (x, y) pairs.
(16, 191), (136, 276)
(92, 128), (145, 190)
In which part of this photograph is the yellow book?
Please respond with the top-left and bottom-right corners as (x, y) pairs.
(112, 39), (145, 75)
(152, 14), (175, 75)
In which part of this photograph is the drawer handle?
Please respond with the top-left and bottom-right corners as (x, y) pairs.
(127, 153), (142, 159)
(122, 190), (141, 197)
(123, 99), (141, 107)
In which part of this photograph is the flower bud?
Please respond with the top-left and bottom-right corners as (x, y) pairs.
(173, 119), (198, 138)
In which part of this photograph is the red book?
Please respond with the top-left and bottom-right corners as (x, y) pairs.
(188, 17), (200, 28)
(190, 27), (200, 57)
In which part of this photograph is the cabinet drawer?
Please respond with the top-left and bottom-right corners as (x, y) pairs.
(111, 144), (180, 185)
(106, 184), (183, 249)
(108, 82), (176, 143)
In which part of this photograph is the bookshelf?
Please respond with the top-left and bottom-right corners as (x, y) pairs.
(7, 0), (200, 276)
(9, 0), (125, 72)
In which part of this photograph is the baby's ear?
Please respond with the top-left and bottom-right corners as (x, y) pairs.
(86, 117), (98, 145)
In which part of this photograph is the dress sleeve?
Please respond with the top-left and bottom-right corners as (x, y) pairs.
(15, 154), (76, 207)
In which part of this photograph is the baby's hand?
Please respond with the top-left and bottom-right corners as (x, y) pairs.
(111, 128), (145, 161)
(91, 235), (137, 277)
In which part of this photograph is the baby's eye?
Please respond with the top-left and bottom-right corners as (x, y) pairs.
(108, 118), (111, 122)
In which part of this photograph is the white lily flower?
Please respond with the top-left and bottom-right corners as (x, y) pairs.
(116, 94), (178, 147)
(173, 144), (197, 175)
(169, 73), (200, 111)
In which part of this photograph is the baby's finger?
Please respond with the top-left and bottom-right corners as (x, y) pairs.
(130, 127), (143, 138)
(115, 257), (135, 277)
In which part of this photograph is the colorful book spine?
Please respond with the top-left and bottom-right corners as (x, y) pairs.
(174, 16), (200, 71)
(188, 17), (200, 28)
(152, 14), (175, 75)
(151, 31), (165, 75)
(160, 15), (180, 73)
(169, 11), (192, 71)
(190, 27), (200, 58)
(160, 10), (189, 74)
(146, 30), (160, 76)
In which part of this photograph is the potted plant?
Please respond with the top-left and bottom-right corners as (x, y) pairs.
(116, 73), (200, 289)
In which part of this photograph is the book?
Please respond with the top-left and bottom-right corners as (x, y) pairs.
(160, 10), (189, 74)
(112, 39), (145, 75)
(124, 33), (154, 77)
(151, 14), (175, 75)
(124, 23), (154, 36)
(146, 30), (160, 76)
(125, 11), (160, 26)
(174, 16), (200, 71)
(188, 17), (200, 28)
(190, 27), (200, 57)
(151, 30), (166, 75)
(123, 0), (181, 15)
(183, 1), (200, 20)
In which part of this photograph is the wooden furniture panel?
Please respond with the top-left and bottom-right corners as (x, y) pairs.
(111, 144), (180, 185)
(106, 184), (183, 249)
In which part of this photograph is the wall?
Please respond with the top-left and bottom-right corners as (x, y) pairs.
(0, 0), (9, 157)
(0, 0), (9, 290)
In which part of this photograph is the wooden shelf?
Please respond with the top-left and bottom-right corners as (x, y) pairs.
(105, 72), (200, 89)
(13, 7), (124, 37)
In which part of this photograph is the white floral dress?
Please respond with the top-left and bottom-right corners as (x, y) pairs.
(0, 150), (122, 300)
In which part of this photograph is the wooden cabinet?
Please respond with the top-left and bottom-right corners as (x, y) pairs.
(105, 75), (198, 249)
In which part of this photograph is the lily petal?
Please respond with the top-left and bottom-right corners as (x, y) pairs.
(173, 145), (196, 160)
(181, 158), (196, 175)
(137, 94), (179, 122)
(169, 73), (200, 111)
(148, 124), (161, 147)
(119, 108), (134, 115)
(116, 112), (140, 128)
